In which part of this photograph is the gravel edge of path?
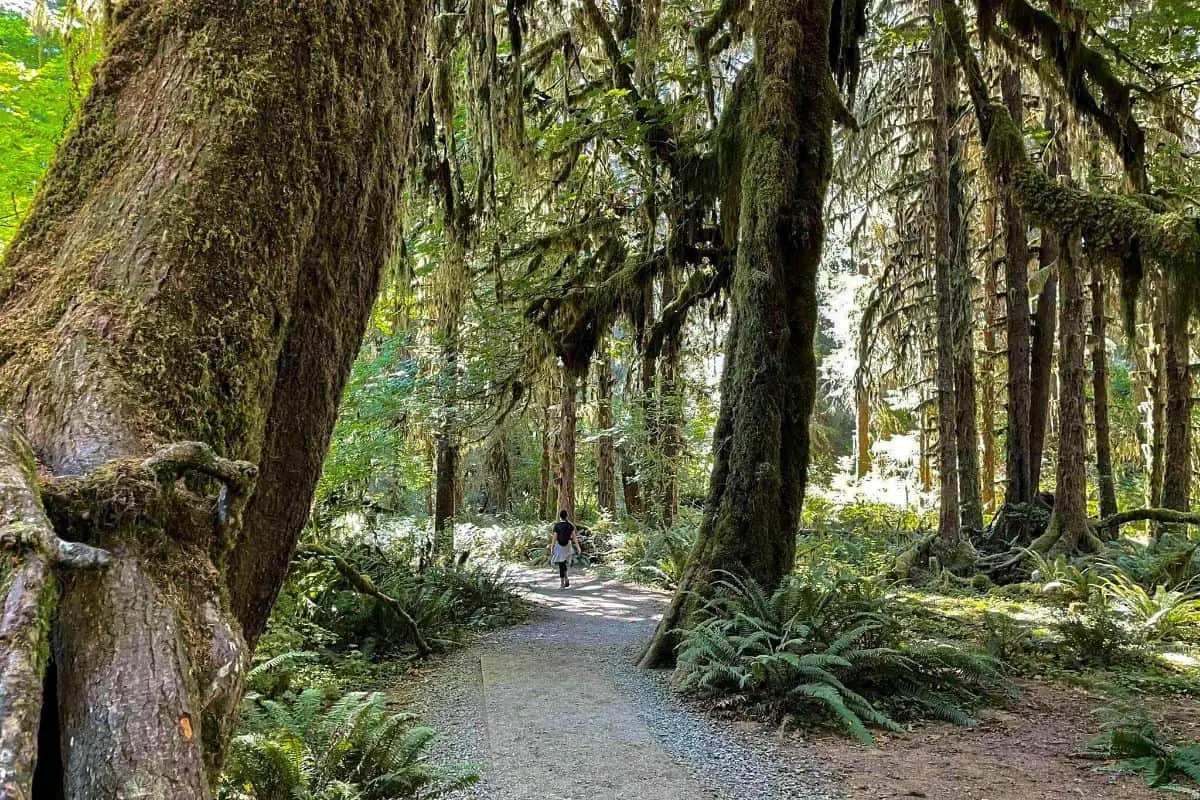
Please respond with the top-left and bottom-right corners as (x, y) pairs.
(402, 574), (842, 800)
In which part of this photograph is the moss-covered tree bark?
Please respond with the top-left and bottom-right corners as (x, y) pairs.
(1090, 259), (1119, 519)
(1161, 312), (1192, 514)
(930, 0), (962, 549)
(596, 350), (618, 517)
(1000, 68), (1033, 510)
(0, 0), (429, 793)
(1045, 234), (1091, 551)
(639, 0), (836, 668)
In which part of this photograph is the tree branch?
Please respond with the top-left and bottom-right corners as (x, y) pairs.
(1093, 507), (1200, 533)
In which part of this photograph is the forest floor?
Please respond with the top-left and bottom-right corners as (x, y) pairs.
(396, 568), (1195, 799)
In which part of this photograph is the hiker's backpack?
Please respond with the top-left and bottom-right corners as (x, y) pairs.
(555, 522), (573, 546)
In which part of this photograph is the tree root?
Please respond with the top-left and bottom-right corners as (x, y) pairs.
(298, 543), (431, 658)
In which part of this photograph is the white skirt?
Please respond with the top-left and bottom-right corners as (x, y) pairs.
(550, 542), (575, 564)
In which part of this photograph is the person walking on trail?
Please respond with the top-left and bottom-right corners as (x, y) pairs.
(549, 510), (581, 588)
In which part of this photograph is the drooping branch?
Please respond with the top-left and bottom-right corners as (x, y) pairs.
(974, 0), (1146, 188)
(644, 262), (733, 360)
(942, 0), (1200, 322)
(0, 415), (110, 800)
(298, 543), (431, 658)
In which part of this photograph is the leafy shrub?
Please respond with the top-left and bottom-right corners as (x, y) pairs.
(1054, 596), (1148, 669)
(1102, 535), (1200, 591)
(221, 689), (477, 800)
(1088, 704), (1200, 792)
(677, 573), (1007, 744)
(1101, 572), (1200, 642)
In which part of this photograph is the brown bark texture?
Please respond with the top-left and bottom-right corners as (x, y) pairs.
(596, 352), (618, 517)
(1161, 306), (1192, 513)
(0, 0), (429, 793)
(1090, 261), (1119, 519)
(1000, 68), (1033, 507)
(930, 0), (960, 544)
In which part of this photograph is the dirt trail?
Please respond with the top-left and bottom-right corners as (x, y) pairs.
(405, 567), (832, 800)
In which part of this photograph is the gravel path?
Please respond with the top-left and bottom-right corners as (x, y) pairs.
(401, 567), (839, 800)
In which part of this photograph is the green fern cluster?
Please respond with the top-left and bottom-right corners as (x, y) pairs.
(677, 574), (1007, 745)
(221, 689), (477, 800)
(1089, 705), (1200, 792)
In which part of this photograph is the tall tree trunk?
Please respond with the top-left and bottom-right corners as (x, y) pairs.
(1000, 68), (1033, 507)
(640, 0), (834, 667)
(1045, 234), (1090, 551)
(856, 260), (872, 479)
(1029, 233), (1058, 493)
(1030, 114), (1064, 494)
(1148, 298), (1168, 508)
(1091, 260), (1119, 519)
(433, 433), (457, 553)
(949, 121), (982, 535)
(1161, 306), (1192, 512)
(619, 443), (643, 517)
(482, 428), (511, 514)
(0, 0), (429, 792)
(981, 196), (1000, 511)
(658, 326), (683, 527)
(539, 398), (553, 520)
(930, 0), (961, 547)
(554, 366), (582, 520)
(596, 350), (618, 517)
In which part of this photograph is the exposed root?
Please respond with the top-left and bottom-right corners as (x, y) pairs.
(0, 415), (111, 799)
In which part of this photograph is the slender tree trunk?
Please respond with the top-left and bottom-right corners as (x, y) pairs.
(483, 428), (511, 513)
(0, 0), (429, 792)
(596, 351), (618, 517)
(433, 433), (457, 553)
(639, 0), (834, 667)
(949, 122), (982, 535)
(920, 393), (933, 492)
(1047, 234), (1090, 551)
(1001, 68), (1033, 507)
(554, 366), (582, 520)
(1029, 234), (1058, 494)
(659, 328), (683, 526)
(856, 376), (871, 478)
(539, 398), (553, 520)
(619, 444), (643, 517)
(981, 196), (1000, 511)
(930, 0), (961, 546)
(1091, 260), (1119, 518)
(1030, 115), (1064, 494)
(1162, 307), (1192, 512)
(1146, 294), (1169, 508)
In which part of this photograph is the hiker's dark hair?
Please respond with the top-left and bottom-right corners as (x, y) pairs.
(559, 510), (569, 520)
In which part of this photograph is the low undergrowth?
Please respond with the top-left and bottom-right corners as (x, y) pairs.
(677, 573), (1010, 744)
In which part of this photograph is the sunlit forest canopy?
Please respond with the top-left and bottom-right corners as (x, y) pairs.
(2, 0), (1200, 796)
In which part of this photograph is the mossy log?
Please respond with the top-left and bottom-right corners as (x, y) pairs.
(1093, 507), (1200, 534)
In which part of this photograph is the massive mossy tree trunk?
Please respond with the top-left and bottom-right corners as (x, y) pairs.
(639, 0), (835, 668)
(596, 349), (618, 517)
(0, 0), (428, 794)
(929, 0), (961, 549)
(1091, 260), (1119, 519)
(1000, 69), (1033, 510)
